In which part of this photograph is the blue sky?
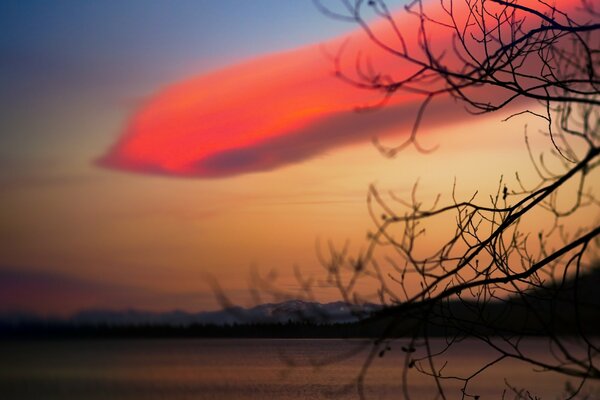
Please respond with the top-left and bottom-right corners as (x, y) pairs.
(1, 0), (372, 172)
(1, 1), (354, 102)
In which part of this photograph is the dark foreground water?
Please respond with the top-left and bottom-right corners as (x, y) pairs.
(1, 338), (598, 399)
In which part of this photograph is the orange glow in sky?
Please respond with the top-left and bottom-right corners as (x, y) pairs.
(2, 0), (590, 316)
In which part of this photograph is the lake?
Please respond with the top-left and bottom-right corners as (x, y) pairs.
(1, 338), (597, 399)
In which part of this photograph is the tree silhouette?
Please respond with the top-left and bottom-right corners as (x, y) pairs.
(292, 0), (599, 398)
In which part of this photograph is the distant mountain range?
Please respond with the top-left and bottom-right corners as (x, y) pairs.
(0, 300), (381, 327)
(2, 267), (598, 338)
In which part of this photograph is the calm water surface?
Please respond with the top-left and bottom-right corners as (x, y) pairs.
(1, 338), (597, 399)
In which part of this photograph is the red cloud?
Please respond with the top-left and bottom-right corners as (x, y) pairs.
(98, 1), (579, 178)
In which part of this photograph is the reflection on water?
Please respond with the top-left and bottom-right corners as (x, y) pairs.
(0, 338), (597, 399)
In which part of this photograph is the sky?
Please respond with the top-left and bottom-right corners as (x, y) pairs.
(1, 0), (592, 316)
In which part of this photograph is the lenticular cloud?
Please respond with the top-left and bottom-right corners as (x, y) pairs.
(97, 3), (444, 178)
(98, 0), (578, 178)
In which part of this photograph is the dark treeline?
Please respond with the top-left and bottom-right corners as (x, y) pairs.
(2, 268), (598, 340)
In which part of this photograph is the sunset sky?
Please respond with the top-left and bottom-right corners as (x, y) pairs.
(1, 0), (588, 316)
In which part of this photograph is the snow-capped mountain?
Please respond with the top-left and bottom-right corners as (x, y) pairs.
(66, 300), (380, 326)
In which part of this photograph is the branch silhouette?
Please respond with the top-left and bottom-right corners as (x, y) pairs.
(211, 1), (599, 398)
(265, 0), (600, 398)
